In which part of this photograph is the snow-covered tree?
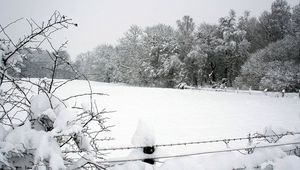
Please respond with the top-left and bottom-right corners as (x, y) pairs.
(74, 51), (95, 79)
(176, 16), (196, 61)
(236, 34), (300, 91)
(141, 24), (180, 87)
(117, 25), (144, 85)
(183, 49), (207, 86)
(216, 10), (250, 86)
(260, 0), (292, 42)
(21, 49), (74, 79)
(237, 12), (269, 53)
(162, 55), (184, 87)
(195, 23), (222, 84)
(260, 61), (300, 91)
(291, 3), (300, 35)
(75, 45), (121, 83)
(92, 45), (120, 83)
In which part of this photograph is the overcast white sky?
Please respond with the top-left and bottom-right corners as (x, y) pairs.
(0, 0), (299, 60)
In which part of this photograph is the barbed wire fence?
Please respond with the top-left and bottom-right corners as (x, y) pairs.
(94, 130), (300, 169)
(99, 141), (300, 164)
(17, 130), (300, 169)
(97, 131), (300, 151)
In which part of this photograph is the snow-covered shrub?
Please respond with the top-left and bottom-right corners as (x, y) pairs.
(235, 35), (300, 91)
(0, 12), (111, 169)
(259, 61), (300, 92)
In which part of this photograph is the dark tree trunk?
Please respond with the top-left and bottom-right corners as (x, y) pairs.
(209, 62), (216, 84)
(193, 73), (198, 86)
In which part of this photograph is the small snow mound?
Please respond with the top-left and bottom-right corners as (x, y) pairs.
(30, 93), (52, 117)
(30, 92), (76, 132)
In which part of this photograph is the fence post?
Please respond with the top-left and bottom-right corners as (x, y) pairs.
(247, 133), (254, 154)
(143, 146), (155, 164)
(132, 120), (156, 165)
(281, 89), (285, 97)
(264, 88), (268, 95)
(247, 133), (252, 146)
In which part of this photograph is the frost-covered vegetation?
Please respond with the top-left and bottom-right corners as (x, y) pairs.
(1, 0), (300, 169)
(66, 0), (299, 91)
(16, 1), (300, 91)
(0, 12), (112, 169)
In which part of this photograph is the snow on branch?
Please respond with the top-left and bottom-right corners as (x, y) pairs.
(0, 11), (113, 170)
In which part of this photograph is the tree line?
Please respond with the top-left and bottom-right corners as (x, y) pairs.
(20, 0), (300, 91)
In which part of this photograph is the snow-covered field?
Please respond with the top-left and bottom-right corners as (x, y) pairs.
(54, 80), (300, 169)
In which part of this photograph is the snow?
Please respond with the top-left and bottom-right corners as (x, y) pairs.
(109, 148), (292, 170)
(108, 149), (293, 170)
(0, 125), (7, 141)
(3, 122), (65, 170)
(273, 156), (300, 170)
(30, 92), (77, 132)
(54, 80), (300, 144)
(51, 80), (300, 169)
(1, 88), (83, 169)
(110, 161), (154, 170)
(30, 93), (55, 119)
(2, 79), (300, 169)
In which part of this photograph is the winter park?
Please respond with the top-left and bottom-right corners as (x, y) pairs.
(1, 0), (300, 169)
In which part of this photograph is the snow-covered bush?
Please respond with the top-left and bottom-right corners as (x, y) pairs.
(0, 12), (112, 169)
(235, 34), (300, 91)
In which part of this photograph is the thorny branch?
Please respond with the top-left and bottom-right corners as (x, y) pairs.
(0, 11), (113, 170)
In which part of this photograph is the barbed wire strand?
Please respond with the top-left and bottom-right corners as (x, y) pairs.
(98, 131), (300, 151)
(98, 141), (300, 164)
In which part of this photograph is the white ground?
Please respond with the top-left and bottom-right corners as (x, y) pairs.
(54, 80), (300, 161)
